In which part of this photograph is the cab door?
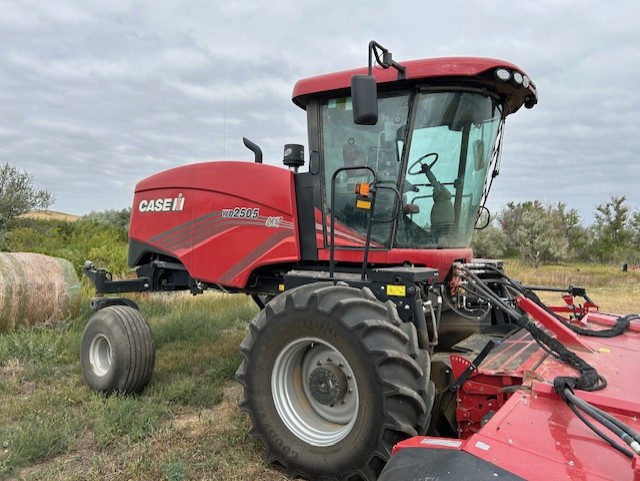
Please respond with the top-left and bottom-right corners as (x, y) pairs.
(317, 93), (410, 250)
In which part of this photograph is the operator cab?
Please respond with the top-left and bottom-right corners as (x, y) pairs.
(293, 50), (537, 258)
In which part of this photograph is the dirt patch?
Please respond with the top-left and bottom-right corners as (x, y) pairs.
(172, 382), (242, 432)
(0, 358), (23, 379)
(168, 382), (290, 480)
(18, 380), (36, 397)
(8, 425), (96, 481)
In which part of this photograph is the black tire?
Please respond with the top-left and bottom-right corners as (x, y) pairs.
(81, 305), (155, 394)
(236, 283), (434, 481)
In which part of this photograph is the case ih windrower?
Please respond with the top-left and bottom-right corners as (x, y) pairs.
(82, 41), (640, 480)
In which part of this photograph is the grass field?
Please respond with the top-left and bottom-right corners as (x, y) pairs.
(1, 261), (639, 480)
(504, 259), (640, 313)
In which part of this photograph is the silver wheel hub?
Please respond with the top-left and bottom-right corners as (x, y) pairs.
(89, 334), (112, 377)
(272, 337), (359, 446)
(308, 362), (348, 406)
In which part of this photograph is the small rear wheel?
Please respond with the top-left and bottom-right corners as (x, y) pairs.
(236, 283), (434, 481)
(81, 305), (155, 394)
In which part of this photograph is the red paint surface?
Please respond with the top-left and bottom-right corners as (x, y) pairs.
(393, 312), (640, 480)
(292, 57), (537, 112)
(130, 161), (300, 287)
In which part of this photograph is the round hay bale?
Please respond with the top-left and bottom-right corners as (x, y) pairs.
(0, 252), (81, 331)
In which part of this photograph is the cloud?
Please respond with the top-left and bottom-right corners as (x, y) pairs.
(0, 0), (638, 223)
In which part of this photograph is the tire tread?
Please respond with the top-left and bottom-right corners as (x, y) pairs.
(236, 283), (435, 481)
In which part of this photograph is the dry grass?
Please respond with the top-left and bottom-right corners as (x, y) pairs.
(10, 383), (289, 481)
(0, 292), (288, 480)
(20, 211), (80, 223)
(504, 259), (640, 314)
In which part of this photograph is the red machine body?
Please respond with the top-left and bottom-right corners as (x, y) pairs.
(129, 160), (473, 287)
(293, 56), (535, 115)
(126, 55), (537, 290)
(129, 161), (300, 288)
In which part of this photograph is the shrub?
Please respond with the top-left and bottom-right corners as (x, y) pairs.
(471, 224), (507, 259)
(5, 211), (130, 278)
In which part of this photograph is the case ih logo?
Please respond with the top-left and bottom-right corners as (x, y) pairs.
(138, 194), (185, 213)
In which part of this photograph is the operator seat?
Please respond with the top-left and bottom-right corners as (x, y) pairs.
(431, 182), (454, 233)
(421, 164), (455, 238)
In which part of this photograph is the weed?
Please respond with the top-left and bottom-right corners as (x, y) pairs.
(163, 457), (187, 481)
(0, 410), (82, 475)
(86, 393), (172, 450)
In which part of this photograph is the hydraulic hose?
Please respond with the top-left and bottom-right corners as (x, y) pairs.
(451, 262), (640, 462)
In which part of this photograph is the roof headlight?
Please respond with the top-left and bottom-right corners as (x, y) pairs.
(513, 72), (523, 84)
(522, 75), (530, 88)
(495, 68), (511, 81)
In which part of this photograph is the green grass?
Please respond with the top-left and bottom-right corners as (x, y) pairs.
(1, 262), (639, 480)
(0, 288), (277, 480)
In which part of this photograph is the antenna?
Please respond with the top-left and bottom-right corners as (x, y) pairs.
(223, 96), (227, 160)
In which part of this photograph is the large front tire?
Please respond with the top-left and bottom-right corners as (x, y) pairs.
(80, 305), (155, 394)
(236, 283), (434, 481)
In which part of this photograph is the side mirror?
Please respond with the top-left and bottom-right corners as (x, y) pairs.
(474, 206), (491, 230)
(351, 74), (378, 125)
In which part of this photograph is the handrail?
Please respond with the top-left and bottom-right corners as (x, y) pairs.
(329, 166), (377, 281)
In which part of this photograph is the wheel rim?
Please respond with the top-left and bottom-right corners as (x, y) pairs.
(89, 334), (112, 377)
(272, 337), (359, 446)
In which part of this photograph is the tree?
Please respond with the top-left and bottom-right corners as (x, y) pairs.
(593, 195), (631, 246)
(555, 202), (590, 260)
(496, 201), (525, 257)
(590, 196), (634, 263)
(0, 163), (54, 245)
(498, 201), (570, 266)
(82, 208), (131, 241)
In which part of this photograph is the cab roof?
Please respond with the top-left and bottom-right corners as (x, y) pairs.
(292, 57), (538, 115)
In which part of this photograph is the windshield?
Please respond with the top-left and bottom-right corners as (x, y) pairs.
(396, 91), (502, 249)
(320, 89), (502, 250)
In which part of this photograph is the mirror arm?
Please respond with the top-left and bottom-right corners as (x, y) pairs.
(352, 41), (406, 125)
(368, 41), (406, 80)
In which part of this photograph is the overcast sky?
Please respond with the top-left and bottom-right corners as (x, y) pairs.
(1, 0), (639, 225)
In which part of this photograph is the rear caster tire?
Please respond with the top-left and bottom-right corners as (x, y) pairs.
(236, 283), (434, 481)
(81, 305), (155, 394)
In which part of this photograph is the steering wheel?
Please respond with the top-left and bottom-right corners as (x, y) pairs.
(408, 152), (439, 176)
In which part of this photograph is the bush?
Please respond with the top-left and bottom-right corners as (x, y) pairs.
(498, 201), (573, 266)
(471, 224), (507, 259)
(5, 210), (130, 278)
